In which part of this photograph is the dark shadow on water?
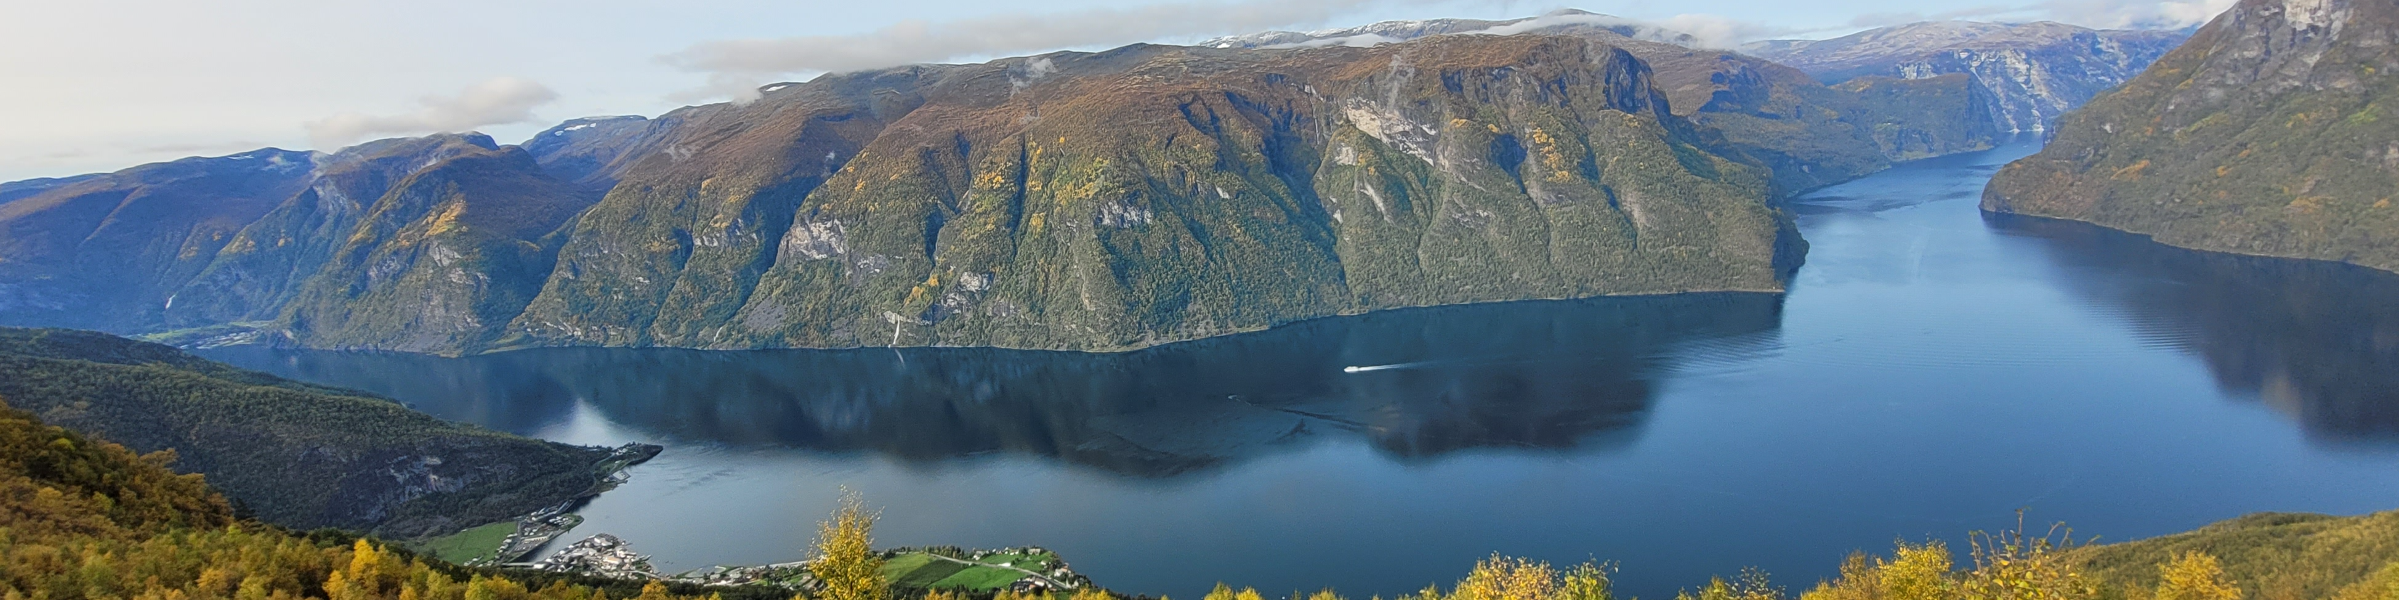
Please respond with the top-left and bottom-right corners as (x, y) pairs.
(1987, 212), (2399, 445)
(204, 293), (1786, 477)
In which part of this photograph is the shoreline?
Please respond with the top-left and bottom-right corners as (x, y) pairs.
(160, 288), (1792, 360)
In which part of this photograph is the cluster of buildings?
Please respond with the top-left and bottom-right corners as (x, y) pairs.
(528, 534), (659, 579)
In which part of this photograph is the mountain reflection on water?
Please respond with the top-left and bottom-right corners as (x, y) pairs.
(196, 142), (2399, 600)
(1992, 213), (2399, 442)
(206, 293), (1783, 476)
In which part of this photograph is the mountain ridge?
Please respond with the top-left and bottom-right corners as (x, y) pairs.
(3, 33), (1840, 356)
(504, 34), (1807, 353)
(0, 18), (2033, 356)
(1745, 20), (2191, 131)
(1195, 11), (2005, 191)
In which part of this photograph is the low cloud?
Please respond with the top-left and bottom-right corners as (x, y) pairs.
(659, 0), (2238, 105)
(665, 0), (1423, 102)
(1843, 6), (2022, 29)
(305, 77), (559, 150)
(1840, 0), (2231, 32)
(1442, 11), (1780, 49)
(1262, 33), (1409, 49)
(132, 141), (267, 156)
(2040, 0), (2237, 28)
(1654, 14), (1807, 49)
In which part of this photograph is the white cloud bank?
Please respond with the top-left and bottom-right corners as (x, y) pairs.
(1849, 0), (2235, 30)
(664, 0), (1438, 102)
(304, 77), (560, 149)
(1653, 14), (1809, 48)
(1463, 11), (1799, 49)
(2040, 0), (2239, 28)
(1264, 11), (1803, 51)
(664, 0), (2239, 104)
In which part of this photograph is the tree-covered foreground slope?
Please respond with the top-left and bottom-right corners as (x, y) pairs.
(0, 23), (2012, 355)
(0, 326), (619, 537)
(2068, 510), (2399, 600)
(1985, 0), (2399, 273)
(0, 398), (751, 600)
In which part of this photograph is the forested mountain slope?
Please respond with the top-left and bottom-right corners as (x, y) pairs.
(507, 35), (1807, 352)
(1984, 0), (2399, 273)
(3, 33), (1840, 355)
(0, 327), (617, 537)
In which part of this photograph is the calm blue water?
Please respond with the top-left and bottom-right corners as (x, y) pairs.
(205, 141), (2399, 599)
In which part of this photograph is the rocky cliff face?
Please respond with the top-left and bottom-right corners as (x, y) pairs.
(1748, 21), (2190, 132)
(1206, 12), (2002, 191)
(165, 136), (511, 327)
(1984, 0), (2399, 273)
(278, 140), (594, 354)
(3, 33), (1853, 356)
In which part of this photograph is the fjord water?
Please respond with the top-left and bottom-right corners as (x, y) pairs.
(205, 141), (2399, 599)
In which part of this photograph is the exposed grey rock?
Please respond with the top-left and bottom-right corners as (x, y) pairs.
(1745, 21), (2191, 131)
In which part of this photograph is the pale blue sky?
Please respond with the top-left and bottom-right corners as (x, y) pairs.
(0, 0), (2227, 181)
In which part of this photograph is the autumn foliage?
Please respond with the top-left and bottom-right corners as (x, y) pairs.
(0, 398), (716, 600)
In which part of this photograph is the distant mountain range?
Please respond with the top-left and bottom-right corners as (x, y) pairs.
(1986, 0), (2398, 273)
(1207, 9), (2007, 176)
(1212, 11), (2191, 134)
(1746, 21), (2190, 132)
(0, 10), (2201, 355)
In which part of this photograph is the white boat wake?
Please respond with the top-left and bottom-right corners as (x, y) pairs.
(1341, 361), (1433, 373)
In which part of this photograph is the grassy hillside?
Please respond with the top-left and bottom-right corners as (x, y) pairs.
(2070, 511), (2399, 600)
(0, 327), (614, 537)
